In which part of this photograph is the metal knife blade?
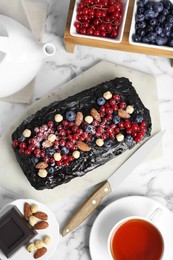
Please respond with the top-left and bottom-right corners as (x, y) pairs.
(62, 131), (164, 236)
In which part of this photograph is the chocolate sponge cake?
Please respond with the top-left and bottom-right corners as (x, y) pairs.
(12, 78), (152, 190)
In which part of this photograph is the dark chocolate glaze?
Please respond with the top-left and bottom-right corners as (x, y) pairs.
(12, 78), (152, 190)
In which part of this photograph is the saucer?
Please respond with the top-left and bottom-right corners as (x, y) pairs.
(89, 196), (173, 260)
(0, 199), (59, 260)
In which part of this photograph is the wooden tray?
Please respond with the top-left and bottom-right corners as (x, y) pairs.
(64, 0), (173, 59)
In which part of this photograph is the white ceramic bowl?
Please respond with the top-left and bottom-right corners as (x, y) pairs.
(129, 0), (173, 51)
(70, 0), (129, 43)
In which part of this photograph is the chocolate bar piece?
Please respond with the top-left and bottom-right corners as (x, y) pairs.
(0, 206), (37, 258)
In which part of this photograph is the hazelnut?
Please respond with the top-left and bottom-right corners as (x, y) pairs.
(29, 216), (38, 226)
(38, 169), (48, 178)
(103, 91), (112, 100)
(126, 105), (134, 114)
(54, 114), (63, 122)
(22, 129), (31, 138)
(96, 138), (104, 147)
(54, 152), (62, 161)
(43, 235), (51, 245)
(31, 204), (39, 213)
(84, 116), (93, 124)
(48, 134), (56, 142)
(27, 243), (35, 252)
(72, 151), (80, 159)
(34, 240), (45, 249)
(116, 133), (124, 142)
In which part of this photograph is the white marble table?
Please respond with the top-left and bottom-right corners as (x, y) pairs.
(1, 0), (173, 259)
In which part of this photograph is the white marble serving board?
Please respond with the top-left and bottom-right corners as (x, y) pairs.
(0, 61), (161, 205)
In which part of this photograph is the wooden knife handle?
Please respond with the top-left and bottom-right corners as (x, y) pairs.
(62, 181), (112, 236)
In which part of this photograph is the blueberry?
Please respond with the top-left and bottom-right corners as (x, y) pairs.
(153, 2), (164, 13)
(149, 18), (157, 26)
(137, 0), (145, 8)
(136, 29), (146, 37)
(158, 14), (166, 23)
(141, 36), (150, 43)
(125, 135), (134, 146)
(161, 8), (169, 16)
(97, 97), (106, 106)
(156, 36), (167, 45)
(144, 10), (156, 19)
(136, 14), (145, 22)
(47, 166), (55, 175)
(137, 7), (145, 14)
(135, 114), (144, 123)
(30, 156), (39, 165)
(155, 26), (163, 35)
(66, 110), (76, 122)
(61, 146), (69, 154)
(147, 32), (157, 41)
(18, 135), (25, 142)
(46, 148), (56, 157)
(167, 15), (173, 23)
(113, 115), (120, 124)
(85, 125), (94, 133)
(104, 139), (112, 149)
(135, 21), (146, 29)
(132, 34), (141, 42)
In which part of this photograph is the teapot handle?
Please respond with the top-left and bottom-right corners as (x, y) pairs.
(42, 43), (56, 56)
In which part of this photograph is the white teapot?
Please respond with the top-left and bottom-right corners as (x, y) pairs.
(0, 15), (56, 98)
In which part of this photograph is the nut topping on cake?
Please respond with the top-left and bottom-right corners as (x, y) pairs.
(77, 141), (91, 152)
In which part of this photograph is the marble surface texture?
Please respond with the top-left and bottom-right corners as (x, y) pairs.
(1, 0), (173, 259)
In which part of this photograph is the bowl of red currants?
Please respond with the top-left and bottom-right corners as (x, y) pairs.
(70, 0), (129, 43)
(129, 0), (173, 50)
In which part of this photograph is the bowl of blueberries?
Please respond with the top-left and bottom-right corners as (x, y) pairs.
(129, 0), (173, 50)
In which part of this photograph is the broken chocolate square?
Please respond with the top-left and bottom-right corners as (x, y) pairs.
(0, 206), (37, 258)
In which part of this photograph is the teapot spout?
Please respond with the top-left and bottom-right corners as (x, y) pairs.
(0, 36), (9, 53)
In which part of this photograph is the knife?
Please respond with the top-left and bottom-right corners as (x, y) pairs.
(62, 131), (164, 236)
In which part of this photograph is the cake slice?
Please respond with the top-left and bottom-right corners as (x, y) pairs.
(12, 77), (152, 190)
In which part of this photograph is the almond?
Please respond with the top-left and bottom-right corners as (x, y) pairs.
(24, 202), (32, 218)
(42, 140), (52, 148)
(34, 221), (49, 230)
(77, 141), (91, 152)
(118, 108), (130, 119)
(34, 247), (47, 259)
(90, 108), (101, 122)
(35, 162), (48, 169)
(75, 112), (83, 126)
(33, 212), (48, 220)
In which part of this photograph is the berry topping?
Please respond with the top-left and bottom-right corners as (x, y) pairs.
(104, 139), (112, 149)
(66, 111), (76, 122)
(113, 115), (121, 124)
(97, 97), (106, 105)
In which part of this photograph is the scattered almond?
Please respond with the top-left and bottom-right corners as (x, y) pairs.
(84, 115), (93, 124)
(34, 240), (45, 249)
(29, 216), (38, 226)
(103, 91), (112, 100)
(90, 108), (101, 122)
(77, 141), (91, 152)
(72, 150), (80, 159)
(33, 212), (48, 221)
(48, 134), (56, 142)
(31, 204), (39, 213)
(75, 112), (83, 126)
(34, 221), (49, 230)
(96, 138), (104, 147)
(42, 140), (52, 148)
(38, 169), (48, 178)
(118, 108), (130, 119)
(126, 105), (134, 114)
(116, 133), (124, 142)
(54, 113), (63, 122)
(24, 202), (32, 218)
(35, 162), (48, 169)
(22, 129), (31, 138)
(43, 235), (51, 245)
(34, 247), (47, 259)
(27, 243), (35, 252)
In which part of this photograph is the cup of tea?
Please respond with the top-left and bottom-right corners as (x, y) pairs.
(107, 210), (164, 260)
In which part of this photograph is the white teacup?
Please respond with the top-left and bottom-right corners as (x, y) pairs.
(107, 208), (164, 260)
